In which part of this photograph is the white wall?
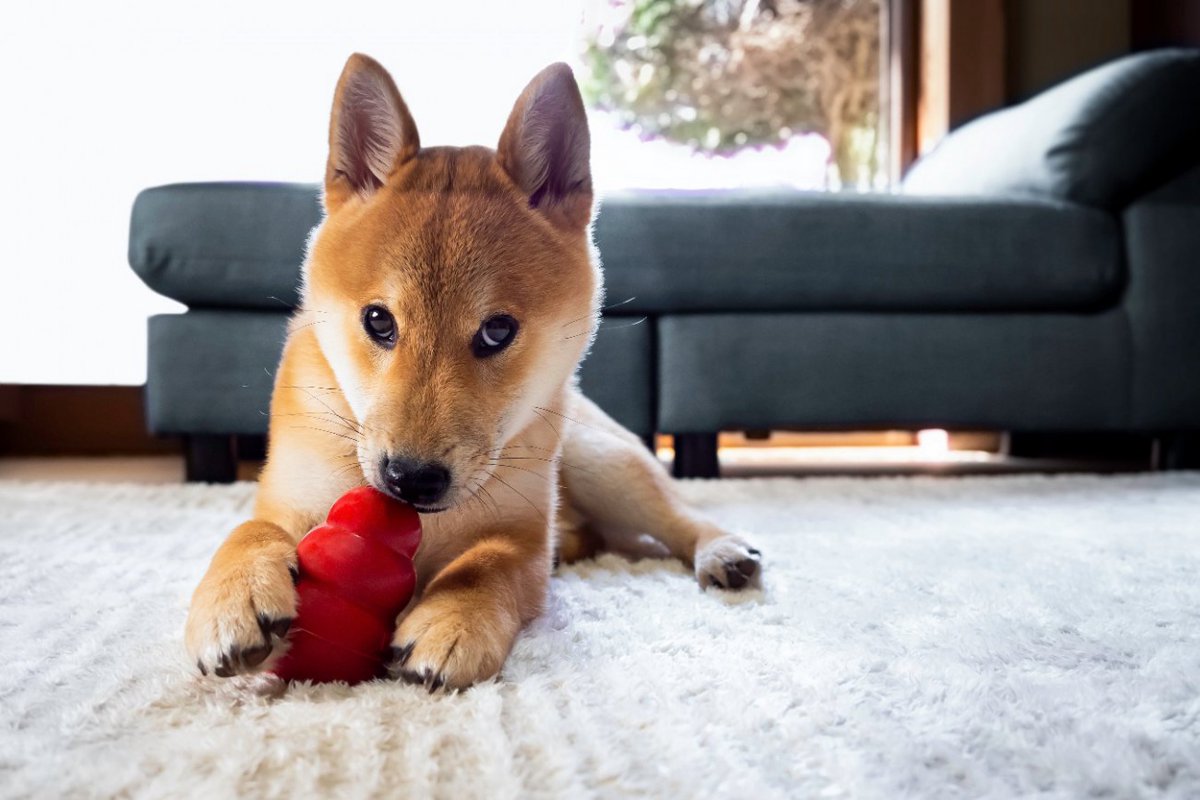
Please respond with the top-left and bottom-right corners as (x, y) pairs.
(0, 0), (583, 385)
(0, 0), (832, 385)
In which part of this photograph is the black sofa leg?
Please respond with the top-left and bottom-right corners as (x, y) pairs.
(673, 433), (720, 479)
(1007, 432), (1154, 466)
(185, 435), (238, 483)
(1154, 434), (1200, 470)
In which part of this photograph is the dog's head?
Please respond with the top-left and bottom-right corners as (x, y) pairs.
(302, 54), (600, 512)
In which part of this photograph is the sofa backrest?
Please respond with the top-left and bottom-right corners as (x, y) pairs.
(903, 49), (1200, 209)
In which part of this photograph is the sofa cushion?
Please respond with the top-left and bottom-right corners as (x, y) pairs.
(594, 191), (1122, 312)
(903, 49), (1200, 209)
(132, 183), (1123, 314)
(130, 183), (322, 310)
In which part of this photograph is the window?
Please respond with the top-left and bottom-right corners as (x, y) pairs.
(0, 0), (888, 386)
(580, 0), (888, 190)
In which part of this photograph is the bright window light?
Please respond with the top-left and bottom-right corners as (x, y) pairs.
(0, 0), (586, 386)
(917, 429), (951, 452)
(0, 0), (884, 385)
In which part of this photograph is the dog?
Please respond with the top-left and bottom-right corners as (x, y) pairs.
(185, 54), (763, 690)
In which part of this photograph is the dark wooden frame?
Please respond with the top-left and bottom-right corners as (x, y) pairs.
(914, 0), (1006, 156)
(888, 0), (921, 179)
(0, 385), (175, 456)
(1132, 2), (1200, 50)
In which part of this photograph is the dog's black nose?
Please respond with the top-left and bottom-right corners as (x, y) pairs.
(382, 457), (451, 508)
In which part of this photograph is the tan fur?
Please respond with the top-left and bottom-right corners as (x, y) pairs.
(185, 54), (762, 690)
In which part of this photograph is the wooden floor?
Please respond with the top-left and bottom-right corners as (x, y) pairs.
(0, 456), (264, 483)
(0, 449), (1144, 484)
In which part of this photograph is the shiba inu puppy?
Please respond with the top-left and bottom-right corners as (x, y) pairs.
(185, 54), (763, 690)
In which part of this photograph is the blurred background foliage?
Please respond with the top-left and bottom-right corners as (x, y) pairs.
(579, 0), (882, 186)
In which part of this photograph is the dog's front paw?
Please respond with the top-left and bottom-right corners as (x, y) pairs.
(696, 534), (762, 591)
(387, 593), (519, 692)
(185, 540), (298, 678)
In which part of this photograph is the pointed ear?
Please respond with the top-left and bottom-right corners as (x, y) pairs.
(324, 53), (419, 213)
(497, 63), (592, 229)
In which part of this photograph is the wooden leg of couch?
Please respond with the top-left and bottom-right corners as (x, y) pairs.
(672, 433), (719, 479)
(1008, 432), (1153, 464)
(1153, 434), (1200, 471)
(184, 434), (237, 483)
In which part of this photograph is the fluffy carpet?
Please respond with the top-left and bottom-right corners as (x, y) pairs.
(2, 474), (1199, 798)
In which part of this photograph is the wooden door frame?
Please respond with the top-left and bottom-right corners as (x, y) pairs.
(889, 0), (1006, 179)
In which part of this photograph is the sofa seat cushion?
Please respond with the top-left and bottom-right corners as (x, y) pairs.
(131, 184), (1122, 313)
(595, 191), (1122, 312)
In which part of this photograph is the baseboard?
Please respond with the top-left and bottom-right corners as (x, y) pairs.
(0, 386), (17, 423)
(0, 384), (179, 456)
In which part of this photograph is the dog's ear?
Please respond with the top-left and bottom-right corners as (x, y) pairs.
(324, 53), (419, 213)
(497, 63), (592, 230)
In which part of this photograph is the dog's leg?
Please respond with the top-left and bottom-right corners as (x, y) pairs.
(184, 445), (356, 677)
(184, 517), (301, 677)
(185, 331), (362, 677)
(554, 491), (605, 565)
(558, 391), (762, 590)
(388, 525), (550, 690)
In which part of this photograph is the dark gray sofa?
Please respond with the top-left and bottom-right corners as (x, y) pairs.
(130, 49), (1200, 480)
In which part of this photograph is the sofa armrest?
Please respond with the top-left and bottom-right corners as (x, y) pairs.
(1122, 161), (1200, 427)
(903, 49), (1200, 209)
(129, 182), (322, 310)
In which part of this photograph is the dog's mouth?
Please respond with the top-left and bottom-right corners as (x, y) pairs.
(410, 503), (450, 515)
(366, 475), (456, 515)
(375, 483), (453, 515)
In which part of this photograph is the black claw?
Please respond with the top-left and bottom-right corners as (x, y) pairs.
(748, 547), (762, 557)
(397, 668), (424, 686)
(390, 642), (414, 668)
(734, 557), (759, 578)
(257, 613), (292, 644)
(288, 564), (300, 585)
(214, 654), (235, 678)
(240, 643), (272, 669)
(425, 671), (444, 693)
(257, 613), (273, 643)
(197, 659), (208, 677)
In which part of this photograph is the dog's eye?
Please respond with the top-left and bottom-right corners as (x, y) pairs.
(472, 315), (518, 357)
(362, 305), (396, 347)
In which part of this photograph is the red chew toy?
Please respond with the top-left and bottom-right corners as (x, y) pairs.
(270, 486), (422, 684)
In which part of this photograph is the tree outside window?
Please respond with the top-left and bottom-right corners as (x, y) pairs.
(579, 0), (884, 190)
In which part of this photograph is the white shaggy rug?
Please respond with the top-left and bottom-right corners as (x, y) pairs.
(2, 474), (1200, 799)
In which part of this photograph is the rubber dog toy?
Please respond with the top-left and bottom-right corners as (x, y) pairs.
(270, 486), (422, 684)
